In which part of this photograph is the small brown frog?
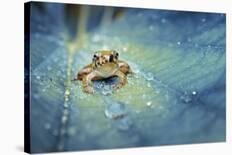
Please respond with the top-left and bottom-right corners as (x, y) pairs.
(75, 50), (132, 94)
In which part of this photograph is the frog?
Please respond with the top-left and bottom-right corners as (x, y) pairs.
(74, 50), (132, 94)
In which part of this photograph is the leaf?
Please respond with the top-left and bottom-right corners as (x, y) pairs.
(28, 3), (226, 153)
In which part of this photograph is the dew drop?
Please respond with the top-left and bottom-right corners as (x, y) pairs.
(52, 130), (59, 136)
(102, 89), (112, 96)
(105, 102), (126, 120)
(145, 72), (154, 81)
(115, 117), (132, 131)
(155, 90), (160, 94)
(36, 75), (40, 80)
(33, 94), (40, 99)
(180, 94), (192, 103)
(123, 47), (128, 52)
(137, 13), (143, 17)
(64, 102), (69, 108)
(161, 18), (166, 23)
(61, 115), (68, 124)
(67, 127), (76, 136)
(63, 109), (69, 115)
(149, 25), (154, 31)
(146, 101), (152, 106)
(64, 90), (70, 96)
(187, 38), (192, 42)
(102, 45), (109, 50)
(47, 66), (52, 71)
(44, 123), (51, 130)
(142, 94), (146, 99)
(192, 91), (197, 95)
(92, 34), (101, 42)
(135, 110), (141, 114)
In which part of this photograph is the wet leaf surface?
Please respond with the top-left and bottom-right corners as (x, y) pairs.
(28, 3), (226, 153)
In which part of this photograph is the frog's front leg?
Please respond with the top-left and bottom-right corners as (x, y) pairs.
(118, 60), (132, 74)
(82, 72), (97, 94)
(113, 70), (127, 89)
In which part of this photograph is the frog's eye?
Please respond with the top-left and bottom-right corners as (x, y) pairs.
(115, 52), (119, 60)
(93, 54), (98, 58)
(112, 50), (119, 59)
(109, 55), (114, 62)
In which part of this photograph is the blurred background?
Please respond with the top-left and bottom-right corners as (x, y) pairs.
(25, 2), (226, 153)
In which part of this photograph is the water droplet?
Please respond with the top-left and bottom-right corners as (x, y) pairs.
(137, 13), (143, 17)
(92, 34), (101, 42)
(65, 97), (69, 102)
(165, 94), (169, 100)
(146, 101), (152, 106)
(64, 102), (68, 108)
(192, 91), (197, 95)
(115, 117), (132, 131)
(147, 82), (151, 88)
(67, 127), (76, 136)
(102, 45), (109, 50)
(63, 109), (69, 115)
(102, 89), (112, 96)
(158, 106), (163, 110)
(133, 66), (140, 74)
(201, 18), (206, 22)
(44, 123), (51, 130)
(135, 110), (141, 114)
(149, 25), (154, 31)
(34, 33), (40, 38)
(105, 102), (127, 120)
(47, 66), (52, 71)
(33, 94), (40, 99)
(36, 75), (40, 80)
(155, 90), (160, 94)
(52, 129), (59, 136)
(177, 41), (181, 45)
(123, 47), (128, 52)
(142, 94), (146, 99)
(161, 18), (166, 23)
(64, 90), (70, 96)
(61, 115), (68, 124)
(145, 72), (154, 81)
(180, 94), (192, 103)
(54, 58), (58, 63)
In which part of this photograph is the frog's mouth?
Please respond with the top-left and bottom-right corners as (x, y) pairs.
(95, 63), (119, 78)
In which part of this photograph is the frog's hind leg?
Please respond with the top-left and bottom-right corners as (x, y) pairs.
(113, 70), (127, 89)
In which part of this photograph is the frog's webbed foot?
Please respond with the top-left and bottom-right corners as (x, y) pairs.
(113, 70), (127, 89)
(82, 72), (96, 94)
(83, 85), (94, 94)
